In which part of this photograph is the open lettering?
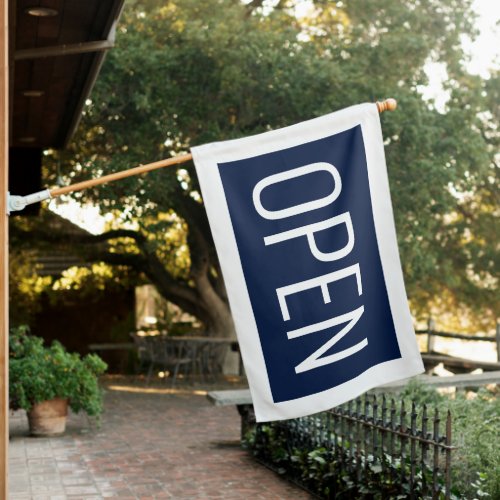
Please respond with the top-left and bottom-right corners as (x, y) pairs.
(253, 162), (368, 374)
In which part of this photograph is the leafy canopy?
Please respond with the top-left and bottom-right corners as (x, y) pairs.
(47, 0), (498, 329)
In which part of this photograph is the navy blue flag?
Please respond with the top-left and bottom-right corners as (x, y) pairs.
(192, 103), (424, 421)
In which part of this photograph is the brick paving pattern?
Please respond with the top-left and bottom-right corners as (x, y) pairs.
(9, 379), (311, 499)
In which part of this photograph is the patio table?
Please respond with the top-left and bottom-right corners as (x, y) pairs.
(166, 335), (239, 379)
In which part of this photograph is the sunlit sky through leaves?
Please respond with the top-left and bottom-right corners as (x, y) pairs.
(422, 0), (500, 109)
(464, 0), (500, 77)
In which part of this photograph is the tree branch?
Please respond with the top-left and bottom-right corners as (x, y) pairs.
(91, 248), (212, 323)
(89, 251), (147, 269)
(91, 229), (147, 245)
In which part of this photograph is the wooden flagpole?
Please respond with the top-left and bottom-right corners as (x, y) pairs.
(50, 99), (397, 199)
(50, 153), (193, 197)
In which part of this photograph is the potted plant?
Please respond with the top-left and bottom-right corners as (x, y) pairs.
(9, 326), (107, 436)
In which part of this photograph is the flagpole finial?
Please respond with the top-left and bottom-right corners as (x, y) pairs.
(376, 98), (397, 113)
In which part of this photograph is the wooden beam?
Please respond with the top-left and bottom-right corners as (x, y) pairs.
(0, 0), (9, 497)
(14, 39), (115, 60)
(496, 322), (500, 362)
(415, 329), (497, 343)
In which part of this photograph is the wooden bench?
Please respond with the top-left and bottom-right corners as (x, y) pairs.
(421, 353), (500, 374)
(207, 371), (500, 431)
(375, 370), (500, 391)
(207, 389), (254, 439)
(88, 342), (135, 352)
(208, 389), (252, 407)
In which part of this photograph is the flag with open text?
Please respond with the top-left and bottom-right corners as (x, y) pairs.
(191, 103), (424, 422)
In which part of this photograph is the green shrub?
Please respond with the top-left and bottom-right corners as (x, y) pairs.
(401, 381), (499, 498)
(246, 420), (444, 498)
(444, 390), (499, 499)
(9, 325), (107, 417)
(245, 383), (499, 498)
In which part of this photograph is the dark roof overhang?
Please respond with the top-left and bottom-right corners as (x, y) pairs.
(10, 0), (125, 150)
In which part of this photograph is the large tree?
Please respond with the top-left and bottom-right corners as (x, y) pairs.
(39, 0), (497, 334)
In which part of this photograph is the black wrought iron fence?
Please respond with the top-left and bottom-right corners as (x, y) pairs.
(246, 394), (453, 499)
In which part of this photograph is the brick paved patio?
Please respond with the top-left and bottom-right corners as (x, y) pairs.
(9, 377), (311, 499)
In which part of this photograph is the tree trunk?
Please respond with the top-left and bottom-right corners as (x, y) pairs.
(195, 272), (236, 339)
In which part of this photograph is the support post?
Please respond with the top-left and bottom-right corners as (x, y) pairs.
(426, 317), (435, 354)
(0, 0), (9, 496)
(496, 322), (500, 363)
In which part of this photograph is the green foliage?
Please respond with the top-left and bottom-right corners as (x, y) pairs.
(400, 378), (446, 406)
(246, 421), (447, 498)
(399, 381), (499, 497)
(9, 326), (108, 417)
(8, 249), (52, 327)
(444, 390), (500, 499)
(245, 386), (500, 498)
(393, 383), (499, 498)
(45, 0), (499, 327)
(9, 211), (139, 329)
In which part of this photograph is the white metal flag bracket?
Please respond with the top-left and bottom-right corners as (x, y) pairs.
(7, 189), (52, 215)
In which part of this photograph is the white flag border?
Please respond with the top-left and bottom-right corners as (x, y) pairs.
(192, 103), (424, 422)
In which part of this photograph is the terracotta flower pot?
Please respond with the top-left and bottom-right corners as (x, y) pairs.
(27, 397), (69, 436)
